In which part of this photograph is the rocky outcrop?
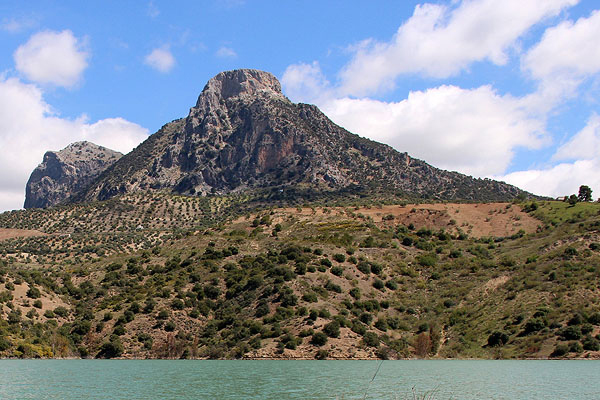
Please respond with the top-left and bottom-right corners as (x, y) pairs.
(71, 69), (528, 203)
(24, 142), (122, 208)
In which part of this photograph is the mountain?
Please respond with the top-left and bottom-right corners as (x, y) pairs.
(24, 141), (122, 209)
(71, 69), (527, 204)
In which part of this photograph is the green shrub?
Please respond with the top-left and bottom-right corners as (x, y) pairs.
(360, 312), (373, 325)
(53, 306), (68, 318)
(374, 319), (388, 331)
(551, 344), (569, 357)
(582, 336), (600, 351)
(372, 279), (385, 290)
(357, 261), (371, 274)
(331, 266), (344, 277)
(333, 254), (346, 263)
(559, 326), (582, 341)
(569, 341), (583, 353)
(487, 331), (509, 347)
(363, 332), (379, 347)
(97, 336), (123, 358)
(302, 292), (318, 303)
(522, 318), (546, 335)
(311, 332), (328, 346)
(164, 321), (176, 332)
(26, 287), (41, 299)
(349, 287), (361, 299)
(323, 321), (340, 338)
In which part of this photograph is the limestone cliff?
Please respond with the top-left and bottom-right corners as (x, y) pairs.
(24, 141), (122, 208)
(69, 69), (526, 203)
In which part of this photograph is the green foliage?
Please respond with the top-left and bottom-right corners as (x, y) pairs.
(311, 332), (328, 346)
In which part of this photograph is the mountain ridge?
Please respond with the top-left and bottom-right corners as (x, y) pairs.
(27, 69), (531, 210)
(73, 69), (529, 205)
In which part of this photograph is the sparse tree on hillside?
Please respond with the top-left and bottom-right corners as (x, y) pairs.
(568, 194), (578, 206)
(578, 185), (593, 202)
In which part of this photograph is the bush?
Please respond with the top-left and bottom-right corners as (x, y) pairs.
(315, 349), (329, 360)
(522, 318), (546, 335)
(417, 253), (437, 267)
(311, 332), (328, 346)
(331, 266), (344, 277)
(349, 287), (361, 299)
(320, 258), (332, 268)
(374, 319), (388, 331)
(26, 287), (41, 299)
(551, 344), (569, 357)
(487, 331), (509, 347)
(582, 336), (600, 351)
(164, 321), (176, 332)
(53, 306), (68, 318)
(323, 321), (340, 338)
(372, 279), (385, 291)
(351, 321), (367, 335)
(302, 292), (318, 303)
(333, 254), (346, 263)
(559, 326), (582, 341)
(97, 337), (123, 358)
(385, 280), (398, 290)
(360, 312), (373, 325)
(357, 261), (371, 274)
(588, 313), (600, 325)
(569, 341), (583, 353)
(363, 332), (379, 347)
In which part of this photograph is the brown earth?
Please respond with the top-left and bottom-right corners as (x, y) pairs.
(272, 202), (540, 238)
(0, 228), (47, 241)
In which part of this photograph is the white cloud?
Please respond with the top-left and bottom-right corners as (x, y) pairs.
(324, 86), (545, 177)
(144, 46), (175, 73)
(283, 63), (546, 177)
(523, 9), (600, 98)
(281, 62), (332, 105)
(338, 0), (577, 96)
(14, 30), (89, 88)
(498, 159), (600, 198)
(216, 46), (237, 58)
(0, 77), (148, 212)
(497, 114), (600, 197)
(553, 113), (600, 161)
(1, 17), (36, 33)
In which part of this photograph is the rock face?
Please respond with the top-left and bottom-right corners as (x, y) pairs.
(71, 69), (526, 203)
(24, 141), (122, 208)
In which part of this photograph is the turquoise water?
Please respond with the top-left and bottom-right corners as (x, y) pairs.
(0, 360), (598, 399)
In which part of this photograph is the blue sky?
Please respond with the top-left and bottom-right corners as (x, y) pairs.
(1, 0), (599, 211)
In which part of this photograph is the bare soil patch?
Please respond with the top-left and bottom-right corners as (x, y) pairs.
(272, 202), (540, 238)
(0, 228), (47, 241)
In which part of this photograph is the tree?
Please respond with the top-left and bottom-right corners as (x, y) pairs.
(568, 194), (578, 206)
(578, 185), (593, 202)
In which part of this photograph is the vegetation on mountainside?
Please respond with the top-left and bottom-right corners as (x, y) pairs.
(0, 193), (599, 359)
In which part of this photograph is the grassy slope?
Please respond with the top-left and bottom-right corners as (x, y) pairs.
(0, 195), (599, 359)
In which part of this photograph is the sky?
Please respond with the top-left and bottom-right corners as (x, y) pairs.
(1, 0), (599, 212)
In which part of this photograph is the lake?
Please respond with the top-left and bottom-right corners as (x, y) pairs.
(0, 360), (598, 399)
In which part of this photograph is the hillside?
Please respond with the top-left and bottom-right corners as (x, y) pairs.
(0, 194), (599, 360)
(63, 69), (529, 205)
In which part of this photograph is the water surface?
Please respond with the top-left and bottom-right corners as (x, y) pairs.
(0, 360), (598, 399)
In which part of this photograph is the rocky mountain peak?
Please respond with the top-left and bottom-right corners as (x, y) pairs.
(24, 141), (122, 209)
(199, 69), (283, 102)
(193, 69), (285, 114)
